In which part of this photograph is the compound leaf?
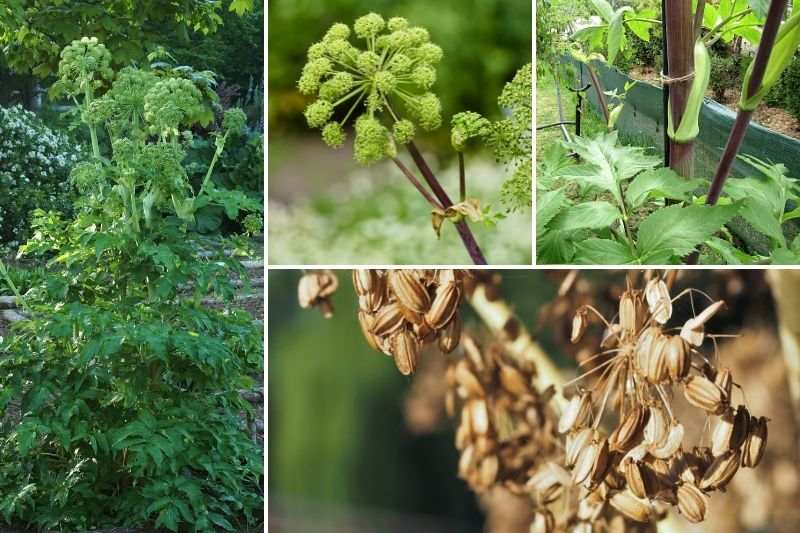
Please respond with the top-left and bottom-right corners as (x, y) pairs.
(637, 204), (738, 261)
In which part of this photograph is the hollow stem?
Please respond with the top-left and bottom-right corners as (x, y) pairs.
(391, 157), (442, 209)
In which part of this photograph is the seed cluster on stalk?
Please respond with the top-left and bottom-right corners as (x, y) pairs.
(297, 270), (339, 318)
(354, 269), (465, 375)
(445, 335), (561, 495)
(554, 276), (769, 527)
(298, 14), (443, 164)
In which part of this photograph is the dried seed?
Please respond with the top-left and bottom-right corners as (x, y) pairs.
(651, 422), (684, 459)
(635, 326), (661, 374)
(558, 391), (593, 434)
(730, 405), (750, 451)
(498, 364), (530, 397)
(388, 269), (431, 313)
(438, 313), (461, 354)
(619, 292), (636, 333)
(610, 405), (648, 452)
(372, 302), (405, 337)
(644, 406), (669, 448)
(680, 300), (724, 347)
(572, 439), (598, 484)
(571, 307), (589, 344)
(645, 278), (672, 324)
(352, 269), (379, 295)
(699, 449), (740, 491)
(391, 329), (419, 375)
(609, 490), (653, 522)
(458, 444), (475, 479)
(742, 416), (768, 468)
(601, 323), (622, 350)
(677, 482), (707, 523)
(454, 359), (484, 397)
(478, 455), (499, 487)
(684, 375), (727, 414)
(711, 408), (735, 457)
(714, 367), (733, 399)
(645, 334), (669, 384)
(357, 311), (381, 352)
(530, 511), (555, 533)
(588, 438), (611, 488)
(469, 399), (490, 435)
(624, 458), (655, 499)
(425, 282), (461, 329)
(664, 335), (690, 381)
(566, 427), (595, 468)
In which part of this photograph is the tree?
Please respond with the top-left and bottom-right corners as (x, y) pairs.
(0, 0), (255, 77)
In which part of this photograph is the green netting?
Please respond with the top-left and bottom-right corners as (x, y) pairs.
(565, 58), (800, 179)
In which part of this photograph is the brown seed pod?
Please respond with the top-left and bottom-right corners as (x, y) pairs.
(357, 311), (381, 352)
(391, 329), (420, 375)
(388, 269), (431, 314)
(699, 449), (740, 491)
(635, 326), (661, 374)
(298, 270), (338, 317)
(650, 422), (684, 459)
(572, 439), (599, 485)
(684, 375), (727, 414)
(644, 278), (672, 324)
(624, 458), (656, 499)
(498, 364), (530, 397)
(587, 438), (611, 488)
(601, 323), (622, 350)
(710, 408), (735, 457)
(530, 510), (555, 533)
(609, 490), (653, 522)
(677, 482), (707, 523)
(680, 300), (725, 347)
(438, 314), (461, 354)
(454, 359), (484, 397)
(619, 292), (637, 334)
(610, 405), (648, 452)
(571, 307), (589, 344)
(352, 269), (385, 311)
(558, 391), (593, 434)
(371, 302), (406, 337)
(742, 415), (768, 468)
(424, 282), (461, 329)
(469, 398), (490, 435)
(644, 334), (669, 384)
(730, 405), (750, 451)
(664, 335), (690, 381)
(714, 367), (733, 399)
(478, 455), (499, 487)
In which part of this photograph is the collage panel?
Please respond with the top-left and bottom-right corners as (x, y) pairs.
(268, 1), (533, 266)
(269, 268), (798, 532)
(536, 0), (800, 266)
(0, 2), (264, 531)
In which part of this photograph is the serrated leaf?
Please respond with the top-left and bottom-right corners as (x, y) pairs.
(771, 247), (800, 264)
(537, 188), (568, 234)
(738, 197), (786, 246)
(624, 167), (705, 208)
(574, 238), (637, 264)
(156, 506), (180, 532)
(537, 230), (575, 264)
(608, 11), (625, 64)
(548, 201), (622, 232)
(703, 237), (756, 265)
(229, 0), (253, 15)
(625, 8), (656, 41)
(637, 204), (738, 261)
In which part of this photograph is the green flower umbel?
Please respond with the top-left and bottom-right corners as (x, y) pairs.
(299, 13), (443, 165)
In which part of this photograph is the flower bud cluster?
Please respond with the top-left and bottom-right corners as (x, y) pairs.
(298, 14), (444, 164)
(55, 37), (114, 96)
(143, 78), (205, 135)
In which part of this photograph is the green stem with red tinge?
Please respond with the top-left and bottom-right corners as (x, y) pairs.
(706, 0), (788, 205)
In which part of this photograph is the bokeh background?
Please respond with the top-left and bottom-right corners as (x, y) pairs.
(268, 269), (800, 532)
(267, 1), (532, 264)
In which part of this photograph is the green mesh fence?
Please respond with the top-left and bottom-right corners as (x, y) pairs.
(565, 58), (800, 179)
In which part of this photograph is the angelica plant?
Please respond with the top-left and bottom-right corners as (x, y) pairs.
(298, 14), (531, 265)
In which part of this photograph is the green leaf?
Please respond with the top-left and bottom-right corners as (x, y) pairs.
(548, 201), (622, 232)
(607, 11), (626, 64)
(771, 247), (800, 264)
(156, 506), (180, 532)
(536, 188), (568, 234)
(624, 167), (705, 208)
(747, 0), (769, 19)
(573, 238), (637, 264)
(703, 237), (756, 265)
(625, 8), (656, 41)
(783, 207), (800, 222)
(537, 230), (575, 264)
(589, 0), (615, 22)
(738, 197), (786, 247)
(637, 204), (738, 261)
(228, 0), (253, 15)
(724, 176), (783, 216)
(208, 512), (235, 531)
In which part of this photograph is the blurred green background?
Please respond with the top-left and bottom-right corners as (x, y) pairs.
(267, 1), (532, 265)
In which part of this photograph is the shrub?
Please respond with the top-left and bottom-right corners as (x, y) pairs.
(0, 38), (263, 532)
(764, 53), (800, 120)
(709, 54), (742, 102)
(0, 105), (80, 248)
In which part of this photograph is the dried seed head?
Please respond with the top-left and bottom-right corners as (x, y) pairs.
(677, 482), (707, 523)
(699, 449), (740, 491)
(438, 313), (461, 354)
(498, 364), (530, 397)
(352, 269), (379, 295)
(571, 307), (589, 344)
(454, 359), (485, 398)
(559, 391), (593, 434)
(609, 490), (653, 522)
(298, 270), (339, 317)
(742, 415), (768, 468)
(664, 335), (690, 381)
(645, 278), (672, 324)
(684, 375), (727, 414)
(391, 329), (420, 375)
(388, 269), (431, 313)
(425, 282), (461, 329)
